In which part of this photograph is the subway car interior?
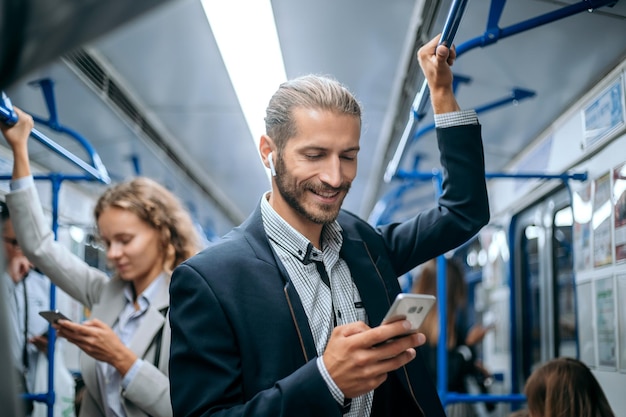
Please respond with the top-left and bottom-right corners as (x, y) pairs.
(1, 0), (626, 416)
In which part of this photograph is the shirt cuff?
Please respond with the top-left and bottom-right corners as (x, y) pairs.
(121, 358), (143, 389)
(316, 356), (345, 405)
(434, 110), (478, 128)
(10, 175), (34, 191)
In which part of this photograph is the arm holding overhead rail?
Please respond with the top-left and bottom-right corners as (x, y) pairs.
(0, 106), (109, 306)
(1, 107), (175, 417)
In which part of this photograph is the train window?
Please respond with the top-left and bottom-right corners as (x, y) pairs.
(520, 222), (541, 378)
(516, 189), (579, 385)
(552, 206), (577, 358)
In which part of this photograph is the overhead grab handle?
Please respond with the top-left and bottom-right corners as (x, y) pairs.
(384, 0), (469, 183)
(0, 83), (110, 184)
(457, 0), (618, 56)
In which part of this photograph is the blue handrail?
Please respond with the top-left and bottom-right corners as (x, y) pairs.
(0, 79), (110, 184)
(457, 0), (619, 56)
(384, 0), (469, 182)
(384, 0), (617, 183)
(373, 170), (587, 408)
(370, 87), (536, 226)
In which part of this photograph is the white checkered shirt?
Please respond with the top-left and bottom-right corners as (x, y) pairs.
(261, 193), (372, 416)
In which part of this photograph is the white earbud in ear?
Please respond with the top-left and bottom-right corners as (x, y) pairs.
(268, 152), (277, 177)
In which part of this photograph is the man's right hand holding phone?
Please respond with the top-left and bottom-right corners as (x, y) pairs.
(322, 319), (426, 399)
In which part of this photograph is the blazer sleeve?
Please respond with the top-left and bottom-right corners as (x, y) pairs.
(169, 262), (341, 417)
(122, 360), (173, 417)
(6, 182), (107, 309)
(377, 124), (490, 275)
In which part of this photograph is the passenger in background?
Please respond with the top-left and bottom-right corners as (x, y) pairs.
(523, 357), (615, 417)
(169, 33), (489, 417)
(1, 201), (49, 416)
(2, 201), (77, 417)
(412, 257), (493, 417)
(0, 109), (202, 417)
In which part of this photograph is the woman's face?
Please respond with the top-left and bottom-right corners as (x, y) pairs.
(97, 206), (165, 294)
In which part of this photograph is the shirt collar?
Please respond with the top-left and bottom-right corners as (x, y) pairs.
(122, 272), (167, 311)
(260, 191), (344, 264)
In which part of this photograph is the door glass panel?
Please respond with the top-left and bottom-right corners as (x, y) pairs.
(521, 224), (541, 378)
(553, 206), (577, 357)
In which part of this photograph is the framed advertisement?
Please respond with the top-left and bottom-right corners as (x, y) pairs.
(583, 76), (625, 149)
(593, 173), (613, 268)
(619, 275), (626, 372)
(573, 183), (593, 271)
(595, 276), (617, 369)
(577, 281), (595, 367)
(614, 162), (626, 262)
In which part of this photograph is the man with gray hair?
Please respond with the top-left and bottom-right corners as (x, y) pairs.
(170, 33), (489, 417)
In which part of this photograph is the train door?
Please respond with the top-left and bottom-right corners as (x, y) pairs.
(511, 185), (577, 388)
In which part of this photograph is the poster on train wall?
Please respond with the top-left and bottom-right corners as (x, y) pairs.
(614, 162), (626, 262)
(595, 276), (616, 369)
(576, 281), (595, 367)
(573, 183), (593, 271)
(583, 77), (625, 149)
(593, 173), (613, 267)
(618, 275), (626, 372)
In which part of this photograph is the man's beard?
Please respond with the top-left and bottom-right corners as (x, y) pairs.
(274, 158), (351, 224)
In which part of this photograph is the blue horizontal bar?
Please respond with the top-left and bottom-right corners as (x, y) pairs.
(457, 0), (617, 57)
(0, 174), (101, 182)
(22, 392), (52, 404)
(394, 170), (587, 182)
(28, 126), (110, 183)
(445, 392), (527, 404)
(387, 0), (615, 183)
(394, 169), (441, 181)
(485, 172), (588, 181)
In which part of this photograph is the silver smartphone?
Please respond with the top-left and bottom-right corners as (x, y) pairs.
(382, 293), (436, 333)
(39, 310), (72, 324)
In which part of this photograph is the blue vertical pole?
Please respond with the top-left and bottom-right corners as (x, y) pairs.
(433, 172), (450, 403)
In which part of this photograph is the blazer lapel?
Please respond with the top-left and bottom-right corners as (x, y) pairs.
(243, 204), (318, 360)
(342, 233), (421, 406)
(340, 236), (396, 326)
(282, 275), (318, 361)
(90, 278), (127, 326)
(127, 277), (169, 359)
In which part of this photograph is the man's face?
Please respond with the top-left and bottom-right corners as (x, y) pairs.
(272, 107), (360, 226)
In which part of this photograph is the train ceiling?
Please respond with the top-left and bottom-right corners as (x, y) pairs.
(1, 0), (625, 238)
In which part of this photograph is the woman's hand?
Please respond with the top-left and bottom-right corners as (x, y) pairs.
(55, 318), (138, 375)
(0, 105), (34, 178)
(0, 106), (33, 149)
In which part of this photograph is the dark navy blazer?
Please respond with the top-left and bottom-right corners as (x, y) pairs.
(169, 124), (489, 417)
